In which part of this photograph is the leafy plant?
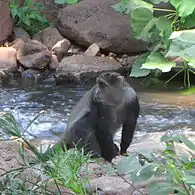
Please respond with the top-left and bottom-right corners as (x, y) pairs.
(107, 132), (195, 195)
(113, 0), (195, 87)
(0, 112), (92, 195)
(9, 0), (50, 36)
(55, 0), (80, 4)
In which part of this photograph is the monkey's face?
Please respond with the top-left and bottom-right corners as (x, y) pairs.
(95, 73), (124, 106)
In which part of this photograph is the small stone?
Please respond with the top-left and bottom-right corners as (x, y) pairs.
(84, 43), (100, 56)
(49, 54), (59, 70)
(67, 45), (82, 55)
(108, 56), (115, 60)
(51, 39), (71, 61)
(101, 54), (105, 57)
(122, 54), (128, 58)
(108, 52), (117, 57)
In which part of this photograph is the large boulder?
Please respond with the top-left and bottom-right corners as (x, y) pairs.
(55, 55), (125, 84)
(15, 39), (51, 70)
(55, 0), (147, 54)
(0, 1), (13, 44)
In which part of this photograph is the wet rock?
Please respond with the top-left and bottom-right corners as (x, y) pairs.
(55, 55), (124, 84)
(0, 47), (17, 72)
(84, 43), (100, 56)
(88, 176), (134, 195)
(33, 26), (65, 50)
(21, 69), (43, 82)
(51, 39), (71, 61)
(49, 54), (59, 70)
(17, 39), (51, 70)
(13, 27), (30, 42)
(0, 1), (13, 44)
(56, 0), (147, 54)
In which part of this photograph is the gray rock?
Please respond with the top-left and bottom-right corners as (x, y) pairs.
(84, 43), (100, 56)
(17, 40), (51, 70)
(33, 27), (65, 50)
(56, 0), (147, 54)
(89, 176), (134, 195)
(13, 27), (30, 42)
(51, 39), (71, 61)
(55, 55), (124, 84)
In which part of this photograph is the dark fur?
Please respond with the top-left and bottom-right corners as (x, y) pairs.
(53, 72), (140, 162)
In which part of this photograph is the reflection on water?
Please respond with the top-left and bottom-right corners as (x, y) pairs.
(1, 79), (195, 142)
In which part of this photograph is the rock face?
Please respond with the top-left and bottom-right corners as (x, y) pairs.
(56, 0), (147, 54)
(17, 39), (51, 70)
(55, 55), (124, 83)
(0, 1), (13, 44)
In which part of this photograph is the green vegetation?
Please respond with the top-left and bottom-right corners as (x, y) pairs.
(55, 0), (80, 4)
(0, 112), (92, 194)
(113, 0), (195, 87)
(107, 132), (195, 195)
(9, 0), (50, 36)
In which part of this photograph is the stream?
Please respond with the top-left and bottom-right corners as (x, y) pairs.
(1, 79), (195, 144)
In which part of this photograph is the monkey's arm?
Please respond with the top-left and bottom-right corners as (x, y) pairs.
(120, 97), (140, 155)
(95, 121), (115, 162)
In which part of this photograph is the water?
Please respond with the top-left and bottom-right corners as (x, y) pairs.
(1, 79), (195, 143)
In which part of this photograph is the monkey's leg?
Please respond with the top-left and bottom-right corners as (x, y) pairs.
(120, 116), (137, 155)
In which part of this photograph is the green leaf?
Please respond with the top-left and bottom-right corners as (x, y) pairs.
(149, 0), (169, 4)
(180, 135), (195, 150)
(149, 183), (186, 195)
(183, 175), (195, 186)
(67, 0), (79, 4)
(117, 155), (142, 174)
(160, 134), (181, 143)
(142, 52), (176, 72)
(166, 29), (195, 63)
(170, 0), (195, 17)
(156, 16), (173, 49)
(130, 53), (151, 77)
(112, 0), (153, 15)
(55, 0), (67, 4)
(131, 163), (159, 183)
(181, 12), (195, 29)
(131, 7), (157, 42)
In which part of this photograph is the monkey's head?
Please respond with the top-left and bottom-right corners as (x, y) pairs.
(94, 72), (125, 106)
